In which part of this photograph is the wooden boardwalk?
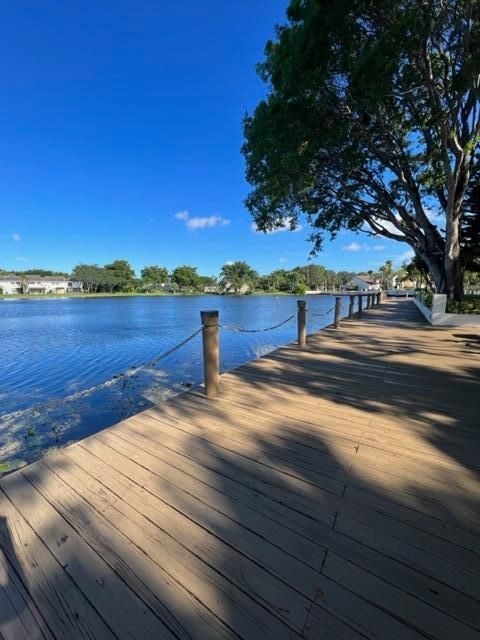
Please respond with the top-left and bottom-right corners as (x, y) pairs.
(1, 299), (479, 639)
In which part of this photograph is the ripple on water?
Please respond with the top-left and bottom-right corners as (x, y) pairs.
(0, 294), (343, 472)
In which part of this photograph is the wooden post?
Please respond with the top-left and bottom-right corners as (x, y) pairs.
(334, 296), (342, 328)
(348, 296), (355, 319)
(358, 294), (363, 317)
(366, 294), (371, 309)
(297, 300), (307, 348)
(200, 310), (219, 398)
(377, 292), (382, 305)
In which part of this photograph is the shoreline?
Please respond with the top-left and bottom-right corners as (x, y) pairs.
(0, 290), (298, 301)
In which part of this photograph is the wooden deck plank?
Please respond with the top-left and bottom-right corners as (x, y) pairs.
(35, 454), (249, 640)
(146, 392), (480, 509)
(1, 472), (177, 640)
(99, 422), (480, 633)
(121, 397), (480, 568)
(0, 491), (111, 640)
(75, 435), (313, 636)
(0, 299), (479, 639)
(0, 547), (53, 640)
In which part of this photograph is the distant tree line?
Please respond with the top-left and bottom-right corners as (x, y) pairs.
(9, 257), (476, 296)
(68, 260), (359, 295)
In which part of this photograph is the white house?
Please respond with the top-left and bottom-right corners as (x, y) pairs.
(1, 275), (84, 295)
(25, 276), (83, 294)
(0, 275), (24, 294)
(348, 274), (381, 291)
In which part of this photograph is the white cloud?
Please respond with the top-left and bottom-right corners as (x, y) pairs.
(278, 257), (287, 263)
(343, 241), (386, 252)
(175, 210), (230, 230)
(224, 260), (234, 266)
(343, 242), (364, 252)
(16, 256), (28, 262)
(187, 215), (230, 230)
(251, 218), (302, 234)
(12, 233), (21, 241)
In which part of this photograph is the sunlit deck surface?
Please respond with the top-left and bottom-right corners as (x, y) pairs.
(1, 299), (479, 639)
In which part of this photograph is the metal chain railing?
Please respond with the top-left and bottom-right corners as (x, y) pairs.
(309, 306), (335, 318)
(221, 314), (295, 333)
(0, 327), (203, 423)
(2, 296), (373, 423)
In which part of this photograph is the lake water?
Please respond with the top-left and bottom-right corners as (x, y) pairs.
(0, 294), (351, 473)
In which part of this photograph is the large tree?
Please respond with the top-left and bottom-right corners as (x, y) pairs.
(463, 181), (480, 271)
(141, 265), (169, 290)
(105, 260), (136, 291)
(243, 0), (480, 299)
(171, 265), (200, 292)
(220, 261), (258, 293)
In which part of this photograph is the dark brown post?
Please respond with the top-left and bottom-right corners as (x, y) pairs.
(201, 310), (219, 397)
(358, 294), (363, 317)
(377, 292), (381, 305)
(366, 294), (371, 309)
(348, 296), (355, 319)
(297, 300), (307, 348)
(334, 296), (342, 328)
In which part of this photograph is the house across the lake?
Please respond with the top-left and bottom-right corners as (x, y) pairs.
(0, 275), (24, 294)
(348, 274), (382, 291)
(0, 275), (83, 295)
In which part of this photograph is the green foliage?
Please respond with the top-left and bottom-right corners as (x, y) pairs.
(446, 295), (480, 314)
(463, 181), (480, 272)
(104, 260), (136, 291)
(254, 263), (355, 292)
(13, 269), (69, 277)
(293, 282), (307, 295)
(171, 265), (200, 291)
(243, 0), (480, 299)
(141, 265), (169, 290)
(379, 260), (395, 288)
(220, 261), (258, 293)
(417, 291), (433, 308)
(71, 264), (112, 293)
(71, 260), (135, 293)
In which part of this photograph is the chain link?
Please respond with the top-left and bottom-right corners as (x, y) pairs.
(221, 314), (295, 333)
(2, 302), (344, 424)
(309, 306), (335, 318)
(0, 327), (203, 422)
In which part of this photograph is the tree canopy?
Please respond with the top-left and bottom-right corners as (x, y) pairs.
(220, 261), (258, 293)
(243, 0), (480, 299)
(141, 265), (169, 290)
(104, 260), (136, 291)
(171, 265), (201, 291)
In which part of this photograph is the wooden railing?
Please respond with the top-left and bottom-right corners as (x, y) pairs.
(200, 291), (382, 397)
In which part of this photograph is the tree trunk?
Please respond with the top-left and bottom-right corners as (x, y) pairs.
(444, 215), (464, 300)
(415, 247), (444, 294)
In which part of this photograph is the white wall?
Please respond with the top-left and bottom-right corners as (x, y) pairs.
(0, 280), (22, 294)
(414, 294), (480, 327)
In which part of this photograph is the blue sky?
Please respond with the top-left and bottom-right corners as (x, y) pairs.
(1, 0), (413, 276)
